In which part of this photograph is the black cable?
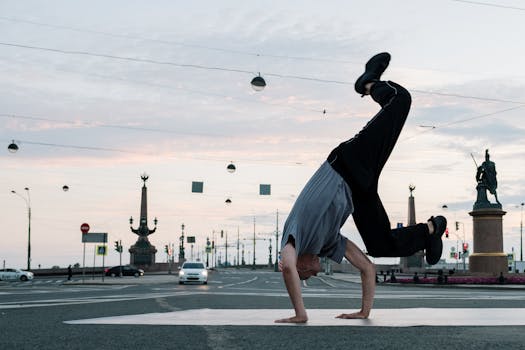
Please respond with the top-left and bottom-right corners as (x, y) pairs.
(2, 41), (523, 106)
(0, 16), (359, 64)
(451, 0), (525, 11)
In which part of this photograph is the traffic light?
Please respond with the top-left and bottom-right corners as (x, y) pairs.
(455, 221), (459, 230)
(221, 230), (224, 238)
(114, 241), (119, 252)
(164, 245), (169, 253)
(445, 228), (449, 238)
(462, 242), (469, 253)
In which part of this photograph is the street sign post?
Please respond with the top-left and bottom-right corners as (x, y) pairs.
(79, 225), (108, 283)
(82, 232), (108, 243)
(80, 223), (90, 234)
(80, 223), (90, 283)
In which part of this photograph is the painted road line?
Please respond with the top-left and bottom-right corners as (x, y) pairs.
(65, 308), (525, 327)
(218, 276), (258, 288)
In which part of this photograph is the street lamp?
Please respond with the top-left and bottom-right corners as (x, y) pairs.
(520, 203), (525, 261)
(226, 162), (236, 173)
(11, 187), (31, 270)
(250, 74), (266, 91)
(179, 223), (185, 262)
(7, 140), (19, 153)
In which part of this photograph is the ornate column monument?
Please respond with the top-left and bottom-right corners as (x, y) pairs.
(469, 150), (507, 275)
(400, 185), (425, 271)
(129, 174), (158, 267)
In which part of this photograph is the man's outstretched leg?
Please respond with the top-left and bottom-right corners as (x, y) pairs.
(329, 52), (447, 263)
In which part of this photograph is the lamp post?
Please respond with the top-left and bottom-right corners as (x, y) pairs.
(11, 188), (31, 270)
(520, 203), (525, 261)
(273, 210), (280, 272)
(253, 217), (256, 269)
(179, 223), (185, 263)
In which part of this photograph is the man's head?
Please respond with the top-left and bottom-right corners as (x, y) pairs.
(296, 254), (321, 280)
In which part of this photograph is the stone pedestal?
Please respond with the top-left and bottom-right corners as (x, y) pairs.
(400, 194), (425, 271)
(469, 208), (507, 275)
(129, 237), (157, 267)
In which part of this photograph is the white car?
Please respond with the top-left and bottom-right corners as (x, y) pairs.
(178, 262), (208, 285)
(0, 268), (34, 282)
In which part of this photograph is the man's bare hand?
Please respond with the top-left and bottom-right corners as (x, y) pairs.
(275, 315), (308, 324)
(336, 311), (369, 319)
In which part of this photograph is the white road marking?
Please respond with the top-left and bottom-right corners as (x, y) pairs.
(65, 308), (525, 327)
(218, 276), (258, 289)
(316, 277), (337, 288)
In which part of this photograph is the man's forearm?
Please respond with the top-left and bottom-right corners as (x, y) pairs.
(344, 239), (376, 317)
(282, 267), (307, 318)
(359, 261), (376, 317)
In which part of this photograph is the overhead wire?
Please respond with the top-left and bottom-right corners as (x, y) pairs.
(2, 17), (525, 158)
(0, 16), (360, 65)
(451, 0), (525, 11)
(401, 105), (525, 142)
(1, 41), (523, 107)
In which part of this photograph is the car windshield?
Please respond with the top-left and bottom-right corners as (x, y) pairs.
(183, 263), (205, 269)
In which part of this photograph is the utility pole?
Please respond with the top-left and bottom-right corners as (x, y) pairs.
(253, 217), (256, 269)
(274, 209), (279, 272)
(237, 226), (240, 268)
(224, 230), (228, 267)
(510, 202), (525, 263)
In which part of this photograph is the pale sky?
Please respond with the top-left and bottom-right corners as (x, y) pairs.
(1, 0), (524, 269)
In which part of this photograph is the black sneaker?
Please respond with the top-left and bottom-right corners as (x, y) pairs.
(425, 215), (447, 265)
(354, 52), (391, 96)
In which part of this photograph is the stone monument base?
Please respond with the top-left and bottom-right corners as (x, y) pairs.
(468, 253), (508, 276)
(400, 251), (425, 272)
(129, 243), (157, 267)
(469, 208), (507, 275)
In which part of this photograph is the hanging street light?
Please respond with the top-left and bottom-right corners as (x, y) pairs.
(225, 198), (232, 205)
(227, 162), (236, 173)
(251, 74), (266, 91)
(62, 185), (69, 192)
(8, 140), (19, 153)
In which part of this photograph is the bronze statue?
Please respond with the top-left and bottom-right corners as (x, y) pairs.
(473, 149), (501, 209)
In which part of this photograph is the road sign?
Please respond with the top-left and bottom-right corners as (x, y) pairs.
(82, 232), (108, 243)
(97, 245), (107, 256)
(187, 236), (196, 243)
(80, 223), (90, 234)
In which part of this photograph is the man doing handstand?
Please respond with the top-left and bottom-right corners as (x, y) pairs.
(275, 52), (447, 324)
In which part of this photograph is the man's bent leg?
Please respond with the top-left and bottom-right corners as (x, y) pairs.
(352, 190), (428, 257)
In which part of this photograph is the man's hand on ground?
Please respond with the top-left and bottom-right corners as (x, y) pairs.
(275, 315), (308, 323)
(336, 311), (369, 319)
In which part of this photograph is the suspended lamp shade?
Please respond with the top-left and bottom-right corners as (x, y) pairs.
(250, 75), (266, 91)
(62, 185), (69, 192)
(8, 141), (18, 153)
(227, 163), (236, 173)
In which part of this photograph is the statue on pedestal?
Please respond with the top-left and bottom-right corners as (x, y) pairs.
(473, 149), (501, 210)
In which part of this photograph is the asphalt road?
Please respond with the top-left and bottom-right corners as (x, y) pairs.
(2, 270), (525, 349)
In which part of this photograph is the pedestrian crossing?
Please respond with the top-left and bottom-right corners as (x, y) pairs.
(1, 279), (75, 286)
